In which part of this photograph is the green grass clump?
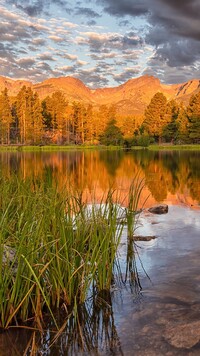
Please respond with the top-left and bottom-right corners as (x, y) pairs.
(0, 177), (126, 330)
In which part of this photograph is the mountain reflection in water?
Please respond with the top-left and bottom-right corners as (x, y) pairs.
(0, 149), (199, 209)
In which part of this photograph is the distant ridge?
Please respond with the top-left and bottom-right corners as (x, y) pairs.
(0, 75), (200, 116)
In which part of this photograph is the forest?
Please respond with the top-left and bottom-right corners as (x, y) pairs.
(0, 86), (200, 146)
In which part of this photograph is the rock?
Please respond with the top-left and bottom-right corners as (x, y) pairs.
(2, 245), (17, 273)
(2, 245), (16, 264)
(148, 204), (168, 214)
(134, 235), (157, 241)
(164, 320), (200, 349)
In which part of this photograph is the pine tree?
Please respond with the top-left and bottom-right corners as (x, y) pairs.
(176, 104), (189, 143)
(32, 93), (44, 144)
(187, 92), (200, 143)
(84, 104), (95, 144)
(16, 86), (44, 144)
(162, 99), (179, 143)
(99, 119), (124, 146)
(143, 92), (167, 143)
(0, 88), (12, 144)
(43, 92), (68, 143)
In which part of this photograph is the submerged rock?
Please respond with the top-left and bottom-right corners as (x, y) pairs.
(164, 320), (200, 349)
(134, 235), (157, 241)
(148, 204), (168, 214)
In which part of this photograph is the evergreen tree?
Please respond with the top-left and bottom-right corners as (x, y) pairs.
(32, 93), (44, 143)
(85, 104), (95, 144)
(42, 97), (53, 130)
(143, 92), (167, 143)
(176, 104), (189, 143)
(42, 92), (68, 143)
(0, 88), (12, 144)
(187, 92), (200, 143)
(162, 99), (179, 142)
(16, 86), (44, 144)
(99, 119), (124, 146)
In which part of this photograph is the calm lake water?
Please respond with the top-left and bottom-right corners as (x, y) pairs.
(0, 149), (200, 208)
(0, 149), (200, 355)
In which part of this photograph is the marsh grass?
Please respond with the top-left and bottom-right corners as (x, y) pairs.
(0, 176), (130, 330)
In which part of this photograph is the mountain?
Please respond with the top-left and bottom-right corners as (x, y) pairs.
(0, 75), (200, 116)
(0, 76), (32, 96)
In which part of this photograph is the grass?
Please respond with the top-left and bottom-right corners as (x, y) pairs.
(0, 144), (124, 152)
(1, 143), (200, 153)
(0, 175), (142, 331)
(149, 144), (200, 151)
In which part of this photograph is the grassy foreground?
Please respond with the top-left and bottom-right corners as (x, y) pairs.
(0, 176), (142, 330)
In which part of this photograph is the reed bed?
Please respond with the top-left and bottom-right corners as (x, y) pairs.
(0, 174), (143, 335)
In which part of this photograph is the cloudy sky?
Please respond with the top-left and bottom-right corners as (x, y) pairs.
(1, 0), (200, 87)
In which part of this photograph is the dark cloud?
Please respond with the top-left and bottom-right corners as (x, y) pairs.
(113, 67), (140, 83)
(75, 70), (109, 88)
(98, 0), (148, 17)
(118, 20), (130, 27)
(143, 58), (200, 85)
(83, 32), (143, 54)
(6, 0), (46, 16)
(155, 39), (200, 67)
(75, 7), (101, 18)
(98, 0), (200, 79)
(87, 20), (97, 26)
(17, 57), (36, 67)
(5, 0), (71, 17)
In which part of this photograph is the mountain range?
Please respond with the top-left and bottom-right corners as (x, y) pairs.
(0, 75), (200, 116)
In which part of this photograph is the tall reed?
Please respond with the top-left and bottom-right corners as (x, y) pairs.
(0, 177), (125, 330)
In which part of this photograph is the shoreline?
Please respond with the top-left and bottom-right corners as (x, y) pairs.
(0, 144), (200, 152)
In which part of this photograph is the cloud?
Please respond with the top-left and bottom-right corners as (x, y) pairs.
(74, 68), (109, 87)
(49, 35), (64, 43)
(77, 31), (143, 53)
(56, 65), (75, 72)
(98, 0), (148, 17)
(2, 0), (200, 86)
(61, 53), (78, 61)
(98, 0), (200, 75)
(16, 57), (36, 67)
(113, 67), (141, 83)
(5, 0), (71, 17)
(38, 53), (56, 61)
(75, 7), (101, 18)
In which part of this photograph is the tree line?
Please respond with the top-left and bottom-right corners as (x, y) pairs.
(0, 85), (199, 145)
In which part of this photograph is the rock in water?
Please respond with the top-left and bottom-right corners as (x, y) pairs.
(164, 320), (200, 349)
(148, 204), (168, 214)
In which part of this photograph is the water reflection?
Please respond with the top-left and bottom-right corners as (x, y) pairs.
(1, 150), (200, 354)
(0, 291), (125, 355)
(0, 149), (199, 207)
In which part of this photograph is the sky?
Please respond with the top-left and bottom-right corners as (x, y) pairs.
(0, 0), (200, 88)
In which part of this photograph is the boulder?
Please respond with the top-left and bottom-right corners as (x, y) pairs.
(148, 204), (168, 214)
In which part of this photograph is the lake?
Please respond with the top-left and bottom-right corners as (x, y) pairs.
(0, 149), (200, 355)
(0, 149), (199, 208)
